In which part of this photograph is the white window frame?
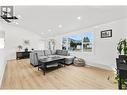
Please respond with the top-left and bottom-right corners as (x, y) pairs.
(0, 31), (5, 49)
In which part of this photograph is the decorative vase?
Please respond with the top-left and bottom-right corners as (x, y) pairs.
(25, 48), (28, 52)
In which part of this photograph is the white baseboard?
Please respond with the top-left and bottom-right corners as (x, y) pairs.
(86, 61), (115, 71)
(0, 61), (7, 88)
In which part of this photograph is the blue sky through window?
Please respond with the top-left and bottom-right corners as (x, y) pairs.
(68, 35), (82, 41)
(67, 32), (93, 41)
(83, 32), (93, 41)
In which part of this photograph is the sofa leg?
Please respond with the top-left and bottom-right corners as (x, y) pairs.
(63, 64), (66, 67)
(43, 71), (45, 75)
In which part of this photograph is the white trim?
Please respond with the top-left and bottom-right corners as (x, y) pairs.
(86, 60), (115, 71)
(0, 61), (6, 88)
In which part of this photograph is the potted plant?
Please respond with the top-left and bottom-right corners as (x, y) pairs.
(116, 39), (127, 89)
(123, 39), (127, 55)
(115, 74), (127, 89)
(25, 48), (28, 52)
(117, 39), (123, 55)
(31, 48), (34, 51)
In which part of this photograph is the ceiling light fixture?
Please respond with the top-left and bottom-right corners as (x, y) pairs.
(58, 24), (62, 28)
(48, 29), (52, 32)
(77, 16), (81, 20)
(41, 32), (44, 34)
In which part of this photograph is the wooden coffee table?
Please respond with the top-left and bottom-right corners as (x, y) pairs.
(38, 56), (65, 75)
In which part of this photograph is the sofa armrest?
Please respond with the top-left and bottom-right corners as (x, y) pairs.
(30, 52), (39, 66)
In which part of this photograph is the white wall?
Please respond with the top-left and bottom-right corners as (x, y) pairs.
(1, 23), (43, 60)
(124, 30), (127, 38)
(47, 18), (127, 70)
(0, 49), (6, 87)
(0, 22), (43, 87)
(0, 24), (5, 87)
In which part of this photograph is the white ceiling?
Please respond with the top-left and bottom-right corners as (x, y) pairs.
(6, 6), (127, 37)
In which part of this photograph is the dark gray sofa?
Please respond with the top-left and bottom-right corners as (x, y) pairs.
(30, 50), (75, 67)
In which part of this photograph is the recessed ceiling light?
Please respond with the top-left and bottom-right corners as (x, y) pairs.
(58, 24), (62, 28)
(77, 16), (81, 20)
(41, 32), (44, 34)
(48, 29), (52, 32)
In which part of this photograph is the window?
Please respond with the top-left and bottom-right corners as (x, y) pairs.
(62, 37), (68, 50)
(83, 32), (93, 52)
(68, 34), (82, 52)
(62, 32), (93, 53)
(48, 39), (55, 50)
(0, 31), (5, 49)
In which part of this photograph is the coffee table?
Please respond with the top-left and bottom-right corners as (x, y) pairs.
(38, 56), (65, 75)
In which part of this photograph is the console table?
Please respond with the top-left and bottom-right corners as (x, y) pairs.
(16, 51), (31, 60)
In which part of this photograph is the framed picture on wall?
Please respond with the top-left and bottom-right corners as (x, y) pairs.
(101, 29), (112, 38)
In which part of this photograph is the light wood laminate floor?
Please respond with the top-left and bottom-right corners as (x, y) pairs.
(1, 59), (117, 89)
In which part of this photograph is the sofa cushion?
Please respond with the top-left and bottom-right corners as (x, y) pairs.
(32, 50), (44, 56)
(59, 55), (75, 59)
(56, 50), (62, 55)
(37, 51), (45, 56)
(44, 50), (52, 56)
(56, 50), (68, 56)
(61, 50), (68, 56)
(58, 55), (75, 64)
(51, 50), (56, 55)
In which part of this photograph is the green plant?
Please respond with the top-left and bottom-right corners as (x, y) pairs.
(117, 39), (127, 55)
(123, 39), (127, 55)
(117, 39), (123, 54)
(124, 47), (127, 55)
(116, 39), (127, 89)
(83, 37), (90, 42)
(25, 48), (28, 52)
(115, 74), (127, 89)
(70, 40), (77, 49)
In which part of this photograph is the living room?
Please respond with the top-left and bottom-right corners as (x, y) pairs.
(0, 4), (127, 92)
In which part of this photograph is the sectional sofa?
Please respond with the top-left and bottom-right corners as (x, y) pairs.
(30, 50), (75, 67)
